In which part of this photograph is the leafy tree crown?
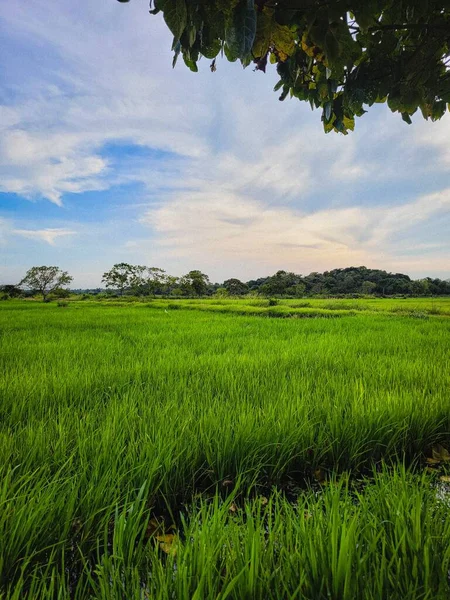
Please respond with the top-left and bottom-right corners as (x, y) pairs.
(19, 266), (73, 299)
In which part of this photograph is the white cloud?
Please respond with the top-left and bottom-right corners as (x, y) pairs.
(12, 228), (76, 245)
(138, 188), (450, 278)
(0, 0), (216, 205)
(366, 189), (450, 248)
(0, 0), (384, 207)
(1, 130), (108, 205)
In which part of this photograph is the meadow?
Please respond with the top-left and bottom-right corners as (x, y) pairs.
(1, 298), (450, 599)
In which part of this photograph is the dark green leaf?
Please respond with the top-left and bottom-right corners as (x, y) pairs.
(163, 0), (187, 41)
(401, 112), (412, 124)
(324, 29), (341, 64)
(225, 0), (257, 61)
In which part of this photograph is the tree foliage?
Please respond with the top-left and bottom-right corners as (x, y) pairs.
(118, 0), (450, 132)
(248, 266), (450, 296)
(0, 284), (22, 299)
(100, 264), (213, 296)
(180, 270), (210, 295)
(19, 266), (73, 301)
(102, 263), (147, 295)
(95, 263), (450, 297)
(223, 278), (249, 295)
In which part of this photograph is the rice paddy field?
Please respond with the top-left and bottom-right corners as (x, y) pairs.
(1, 297), (450, 599)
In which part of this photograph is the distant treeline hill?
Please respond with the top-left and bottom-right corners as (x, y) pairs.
(70, 265), (450, 298)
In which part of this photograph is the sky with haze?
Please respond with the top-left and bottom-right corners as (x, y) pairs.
(1, 0), (449, 287)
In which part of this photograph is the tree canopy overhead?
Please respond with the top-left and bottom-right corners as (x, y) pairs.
(118, 0), (450, 133)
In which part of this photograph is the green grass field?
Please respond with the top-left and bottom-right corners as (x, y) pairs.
(1, 298), (450, 599)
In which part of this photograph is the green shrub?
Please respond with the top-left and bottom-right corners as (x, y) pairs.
(214, 287), (229, 298)
(51, 288), (71, 299)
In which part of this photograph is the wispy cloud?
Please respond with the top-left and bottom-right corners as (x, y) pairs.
(0, 0), (213, 205)
(138, 188), (450, 278)
(13, 228), (76, 245)
(0, 0), (406, 208)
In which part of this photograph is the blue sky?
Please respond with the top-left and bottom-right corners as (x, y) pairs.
(1, 0), (449, 287)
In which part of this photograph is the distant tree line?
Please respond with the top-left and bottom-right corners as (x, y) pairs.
(98, 264), (450, 297)
(2, 264), (450, 300)
(101, 263), (211, 297)
(245, 267), (450, 297)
